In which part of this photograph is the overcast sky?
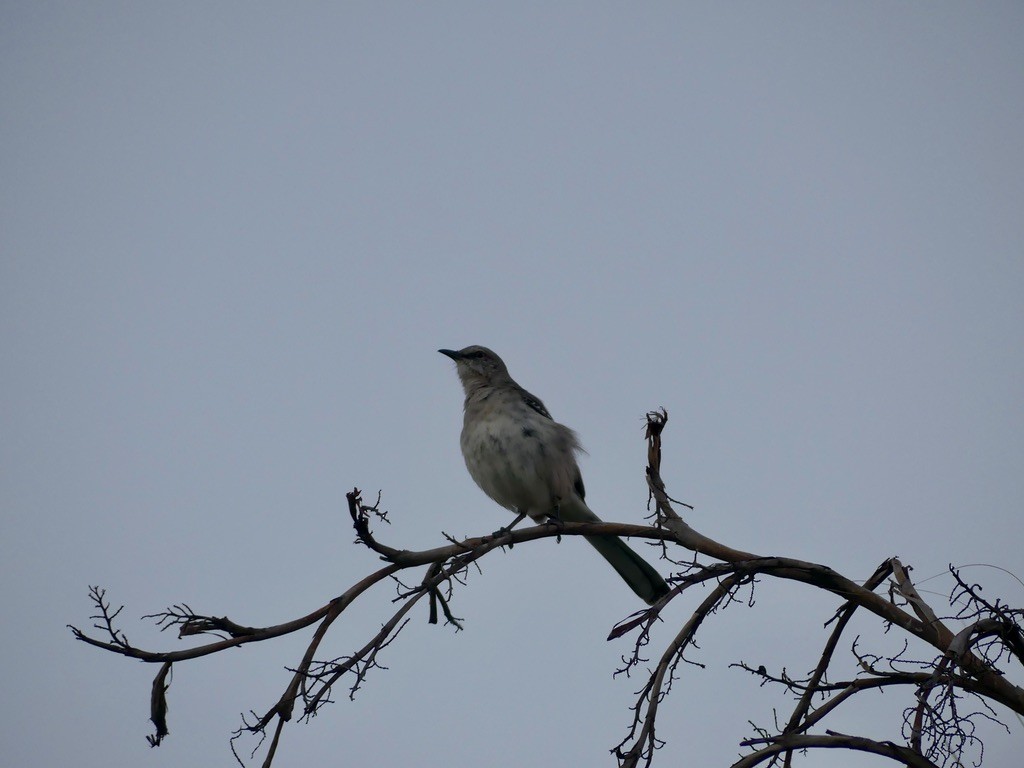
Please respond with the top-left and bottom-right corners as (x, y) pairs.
(3, 4), (1023, 767)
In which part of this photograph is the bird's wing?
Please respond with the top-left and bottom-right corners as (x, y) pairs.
(518, 386), (553, 420)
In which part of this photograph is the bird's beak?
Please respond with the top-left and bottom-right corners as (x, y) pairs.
(438, 349), (462, 361)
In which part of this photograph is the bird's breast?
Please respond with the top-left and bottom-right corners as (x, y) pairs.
(460, 411), (569, 518)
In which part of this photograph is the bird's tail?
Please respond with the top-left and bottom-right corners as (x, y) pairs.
(560, 500), (669, 605)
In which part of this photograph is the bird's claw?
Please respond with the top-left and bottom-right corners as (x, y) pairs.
(545, 515), (564, 542)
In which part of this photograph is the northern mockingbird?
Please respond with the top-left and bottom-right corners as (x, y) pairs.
(439, 345), (669, 605)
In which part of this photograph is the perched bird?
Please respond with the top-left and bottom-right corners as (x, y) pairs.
(439, 345), (669, 605)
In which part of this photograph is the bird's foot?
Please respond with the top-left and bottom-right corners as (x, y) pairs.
(544, 513), (564, 542)
(489, 511), (528, 543)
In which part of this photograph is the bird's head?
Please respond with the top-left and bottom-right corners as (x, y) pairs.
(438, 346), (511, 390)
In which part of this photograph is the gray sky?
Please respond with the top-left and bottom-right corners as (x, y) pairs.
(3, 4), (1022, 767)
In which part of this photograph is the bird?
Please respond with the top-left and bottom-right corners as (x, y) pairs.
(439, 345), (669, 605)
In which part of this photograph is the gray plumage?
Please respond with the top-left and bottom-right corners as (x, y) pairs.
(439, 345), (669, 605)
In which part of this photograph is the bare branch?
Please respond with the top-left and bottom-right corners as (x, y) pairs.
(733, 732), (942, 768)
(69, 414), (1023, 768)
(147, 662), (172, 747)
(615, 574), (750, 768)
